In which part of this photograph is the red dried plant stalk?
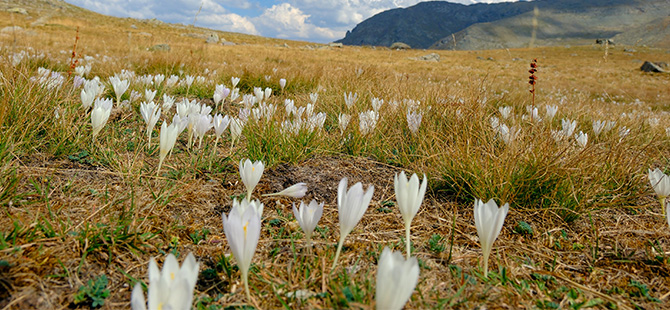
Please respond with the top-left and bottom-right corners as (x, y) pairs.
(528, 58), (538, 108)
(67, 27), (80, 78)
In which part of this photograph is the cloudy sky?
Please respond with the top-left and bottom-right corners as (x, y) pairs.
(64, 0), (524, 43)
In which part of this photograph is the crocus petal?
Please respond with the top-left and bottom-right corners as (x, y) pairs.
(130, 284), (147, 310)
(375, 247), (419, 310)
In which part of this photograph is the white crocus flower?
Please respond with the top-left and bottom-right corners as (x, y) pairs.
(279, 78), (286, 90)
(144, 89), (157, 103)
(498, 106), (512, 120)
(406, 109), (422, 134)
(310, 92), (318, 105)
(545, 105), (558, 121)
(344, 92), (358, 109)
(231, 76), (240, 88)
(162, 94), (175, 112)
(394, 172), (427, 258)
(194, 114), (213, 149)
(264, 183), (307, 198)
(498, 123), (519, 145)
(375, 247), (419, 310)
(230, 118), (243, 147)
(523, 106), (541, 122)
(292, 199), (324, 250)
(619, 126), (630, 141)
(140, 102), (161, 148)
(165, 75), (179, 88)
(130, 252), (199, 310)
(338, 113), (351, 134)
(239, 159), (264, 201)
(230, 88), (240, 102)
(222, 202), (262, 303)
(649, 168), (670, 216)
(213, 84), (230, 107)
(474, 198), (509, 277)
(575, 131), (588, 148)
(332, 177), (374, 270)
(80, 87), (96, 109)
(561, 118), (577, 137)
(231, 198), (264, 217)
(109, 76), (129, 104)
(91, 98), (113, 141)
(490, 116), (500, 130)
(157, 121), (180, 175)
(359, 110), (379, 135)
(592, 120), (606, 137)
(253, 87), (264, 103)
(213, 114), (231, 145)
(153, 74), (165, 86)
(371, 97), (384, 112)
(264, 87), (272, 100)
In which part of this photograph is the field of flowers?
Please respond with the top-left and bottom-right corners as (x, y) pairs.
(1, 2), (670, 309)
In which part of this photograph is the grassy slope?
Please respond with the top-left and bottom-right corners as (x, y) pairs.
(1, 1), (670, 309)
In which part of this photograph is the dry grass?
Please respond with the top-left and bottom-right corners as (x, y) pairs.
(1, 1), (670, 309)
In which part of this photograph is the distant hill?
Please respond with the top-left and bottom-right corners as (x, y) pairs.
(337, 0), (670, 50)
(613, 16), (670, 49)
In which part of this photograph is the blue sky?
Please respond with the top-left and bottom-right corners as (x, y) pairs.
(64, 0), (524, 43)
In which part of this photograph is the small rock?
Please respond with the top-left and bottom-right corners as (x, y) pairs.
(1, 26), (23, 33)
(221, 41), (235, 46)
(206, 33), (219, 44)
(148, 44), (170, 52)
(130, 24), (138, 29)
(512, 57), (523, 61)
(285, 289), (317, 300)
(624, 48), (636, 53)
(146, 18), (163, 25)
(138, 32), (152, 37)
(417, 53), (440, 62)
(595, 38), (615, 45)
(7, 8), (27, 14)
(329, 42), (343, 48)
(641, 61), (667, 73)
(390, 42), (411, 50)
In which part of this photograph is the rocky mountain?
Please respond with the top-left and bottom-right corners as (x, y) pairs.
(337, 0), (670, 50)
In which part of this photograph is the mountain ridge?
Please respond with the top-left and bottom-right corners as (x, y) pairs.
(336, 0), (670, 50)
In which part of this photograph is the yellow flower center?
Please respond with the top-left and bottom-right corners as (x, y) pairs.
(243, 221), (248, 239)
(170, 272), (175, 280)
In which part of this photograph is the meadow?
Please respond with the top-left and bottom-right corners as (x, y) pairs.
(1, 1), (670, 309)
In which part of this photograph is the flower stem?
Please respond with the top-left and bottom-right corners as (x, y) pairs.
(662, 197), (667, 217)
(482, 249), (490, 278)
(243, 270), (251, 304)
(331, 236), (345, 271)
(306, 235), (313, 254)
(156, 158), (164, 176)
(405, 224), (411, 259)
(209, 137), (218, 171)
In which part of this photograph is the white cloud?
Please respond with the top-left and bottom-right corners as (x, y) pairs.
(253, 3), (343, 42)
(198, 13), (259, 35)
